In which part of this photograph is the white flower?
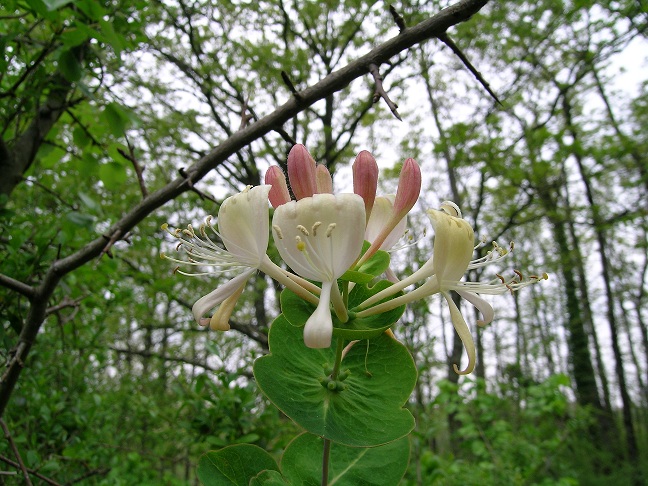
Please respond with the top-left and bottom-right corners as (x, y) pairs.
(162, 185), (272, 331)
(356, 201), (547, 374)
(272, 193), (366, 348)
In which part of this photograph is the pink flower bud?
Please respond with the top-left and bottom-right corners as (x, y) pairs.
(393, 158), (421, 219)
(287, 144), (317, 200)
(315, 164), (333, 194)
(352, 151), (378, 222)
(356, 157), (420, 266)
(264, 166), (292, 208)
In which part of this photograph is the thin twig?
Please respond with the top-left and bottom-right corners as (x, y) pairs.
(118, 138), (148, 198)
(389, 5), (406, 32)
(45, 295), (86, 316)
(99, 229), (123, 259)
(68, 467), (110, 484)
(280, 71), (302, 101)
(238, 96), (254, 130)
(0, 419), (33, 486)
(0, 454), (62, 485)
(368, 63), (402, 121)
(437, 33), (502, 105)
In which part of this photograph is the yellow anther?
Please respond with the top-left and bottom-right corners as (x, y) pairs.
(311, 222), (322, 236)
(297, 225), (310, 236)
(273, 225), (284, 239)
(326, 223), (336, 237)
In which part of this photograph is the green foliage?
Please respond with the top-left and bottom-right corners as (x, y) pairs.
(254, 316), (416, 447)
(198, 445), (280, 486)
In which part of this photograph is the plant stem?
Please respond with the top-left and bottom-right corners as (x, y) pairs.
(321, 438), (331, 486)
(321, 337), (345, 486)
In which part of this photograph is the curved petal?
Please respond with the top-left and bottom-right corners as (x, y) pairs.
(218, 185), (271, 263)
(456, 289), (494, 326)
(304, 281), (333, 348)
(192, 269), (255, 325)
(272, 193), (365, 282)
(443, 291), (476, 375)
(209, 281), (247, 331)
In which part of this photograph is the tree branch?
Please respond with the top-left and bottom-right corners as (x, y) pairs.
(0, 0), (490, 417)
(437, 32), (501, 105)
(0, 274), (35, 299)
(368, 63), (402, 120)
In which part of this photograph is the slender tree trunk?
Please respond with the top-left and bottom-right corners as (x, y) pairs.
(562, 93), (639, 470)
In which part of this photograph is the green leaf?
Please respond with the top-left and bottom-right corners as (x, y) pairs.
(281, 433), (410, 485)
(249, 470), (288, 486)
(253, 316), (416, 447)
(281, 279), (405, 340)
(101, 102), (130, 137)
(65, 211), (95, 228)
(43, 0), (75, 10)
(58, 49), (82, 82)
(98, 162), (127, 191)
(197, 445), (280, 486)
(339, 242), (390, 283)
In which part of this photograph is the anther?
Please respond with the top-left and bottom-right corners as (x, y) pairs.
(273, 225), (284, 239)
(173, 266), (180, 274)
(514, 269), (523, 281)
(326, 223), (336, 237)
(311, 221), (322, 236)
(297, 225), (310, 236)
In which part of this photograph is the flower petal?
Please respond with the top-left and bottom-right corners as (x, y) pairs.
(209, 281), (247, 331)
(192, 269), (255, 325)
(456, 289), (494, 326)
(365, 195), (407, 251)
(443, 291), (476, 375)
(304, 281), (334, 348)
(218, 185), (271, 263)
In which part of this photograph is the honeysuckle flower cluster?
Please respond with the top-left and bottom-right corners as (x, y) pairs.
(162, 144), (546, 374)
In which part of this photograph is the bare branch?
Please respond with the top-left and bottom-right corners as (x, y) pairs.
(280, 70), (302, 101)
(389, 5), (407, 33)
(0, 274), (35, 299)
(368, 63), (402, 121)
(437, 32), (502, 105)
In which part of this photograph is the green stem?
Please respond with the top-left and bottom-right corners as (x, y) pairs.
(321, 438), (331, 486)
(321, 337), (345, 486)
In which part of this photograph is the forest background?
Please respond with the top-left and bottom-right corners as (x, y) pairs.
(1, 0), (647, 484)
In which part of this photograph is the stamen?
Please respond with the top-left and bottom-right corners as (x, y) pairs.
(326, 223), (336, 237)
(273, 225), (284, 239)
(297, 224), (310, 236)
(311, 221), (322, 236)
